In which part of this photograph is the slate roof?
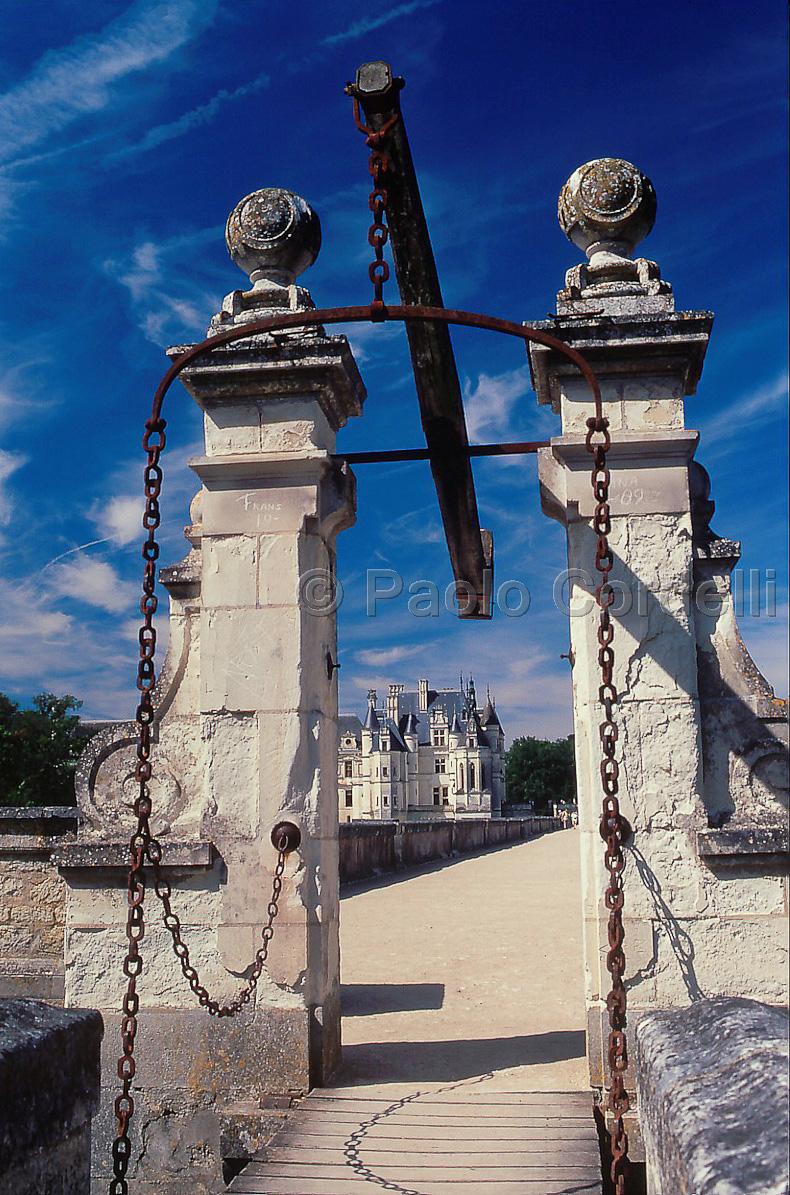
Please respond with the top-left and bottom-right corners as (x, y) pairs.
(480, 699), (502, 729)
(338, 715), (362, 745)
(341, 683), (502, 753)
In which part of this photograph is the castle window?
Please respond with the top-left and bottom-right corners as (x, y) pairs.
(382, 766), (388, 777)
(344, 760), (353, 778)
(433, 728), (446, 746)
(432, 787), (440, 805)
(470, 763), (476, 789)
(383, 794), (389, 805)
(344, 790), (353, 807)
(436, 757), (446, 773)
(442, 786), (448, 802)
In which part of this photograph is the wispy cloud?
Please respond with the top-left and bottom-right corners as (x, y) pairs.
(739, 603), (789, 699)
(0, 0), (219, 215)
(110, 70), (271, 161)
(354, 644), (427, 669)
(0, 448), (27, 531)
(102, 227), (223, 344)
(321, 0), (441, 47)
(380, 505), (444, 546)
(699, 372), (788, 448)
(464, 367), (526, 442)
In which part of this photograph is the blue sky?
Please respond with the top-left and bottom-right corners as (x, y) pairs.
(0, 0), (786, 739)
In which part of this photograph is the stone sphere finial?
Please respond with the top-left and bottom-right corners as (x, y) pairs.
(558, 159), (656, 264)
(225, 188), (321, 287)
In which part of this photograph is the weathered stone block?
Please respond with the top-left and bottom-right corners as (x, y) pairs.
(91, 1004), (310, 1193)
(257, 531), (301, 606)
(203, 402), (263, 456)
(661, 917), (789, 1004)
(202, 534), (259, 607)
(636, 997), (789, 1195)
(0, 1000), (102, 1195)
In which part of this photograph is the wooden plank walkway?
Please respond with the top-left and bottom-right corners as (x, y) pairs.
(227, 1087), (603, 1194)
(228, 833), (601, 1193)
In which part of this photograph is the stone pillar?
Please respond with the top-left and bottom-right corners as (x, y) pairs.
(59, 188), (364, 1193)
(528, 159), (788, 1140)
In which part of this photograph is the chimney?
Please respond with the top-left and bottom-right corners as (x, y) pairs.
(387, 683), (403, 723)
(418, 678), (429, 711)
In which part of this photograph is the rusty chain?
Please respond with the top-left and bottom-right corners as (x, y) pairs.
(350, 96), (399, 315)
(585, 413), (631, 1194)
(110, 413), (291, 1192)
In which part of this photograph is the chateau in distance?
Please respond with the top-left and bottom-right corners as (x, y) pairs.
(338, 677), (506, 821)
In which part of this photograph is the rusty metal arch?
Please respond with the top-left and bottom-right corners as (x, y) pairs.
(152, 303), (602, 420)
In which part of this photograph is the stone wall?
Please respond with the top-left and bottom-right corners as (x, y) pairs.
(339, 817), (561, 884)
(635, 997), (789, 1195)
(0, 808), (77, 1003)
(0, 999), (102, 1195)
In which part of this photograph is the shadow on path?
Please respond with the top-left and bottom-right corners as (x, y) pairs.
(342, 983), (446, 1016)
(335, 1029), (587, 1085)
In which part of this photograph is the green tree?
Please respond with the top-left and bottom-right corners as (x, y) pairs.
(504, 735), (576, 813)
(0, 692), (83, 807)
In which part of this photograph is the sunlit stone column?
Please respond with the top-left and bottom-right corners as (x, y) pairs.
(529, 159), (788, 1146)
(62, 188), (364, 1193)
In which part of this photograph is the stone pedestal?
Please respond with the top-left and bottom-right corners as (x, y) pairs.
(61, 190), (365, 1192)
(529, 160), (788, 1138)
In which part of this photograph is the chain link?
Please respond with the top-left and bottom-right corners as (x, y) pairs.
(585, 414), (631, 1194)
(110, 414), (291, 1193)
(350, 97), (399, 316)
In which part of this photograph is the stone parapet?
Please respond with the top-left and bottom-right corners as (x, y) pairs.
(339, 817), (562, 884)
(0, 999), (102, 1195)
(635, 997), (789, 1195)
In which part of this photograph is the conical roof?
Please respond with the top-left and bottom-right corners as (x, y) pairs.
(363, 699), (380, 731)
(480, 698), (502, 728)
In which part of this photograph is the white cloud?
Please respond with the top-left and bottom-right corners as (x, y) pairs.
(111, 71), (271, 160)
(463, 367), (529, 442)
(0, 0), (219, 220)
(0, 0), (217, 161)
(354, 644), (427, 669)
(97, 496), (144, 547)
(0, 448), (27, 529)
(380, 505), (444, 546)
(700, 373), (788, 448)
(739, 603), (789, 699)
(102, 226), (223, 345)
(321, 0), (440, 47)
(0, 576), (145, 718)
(47, 558), (137, 615)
